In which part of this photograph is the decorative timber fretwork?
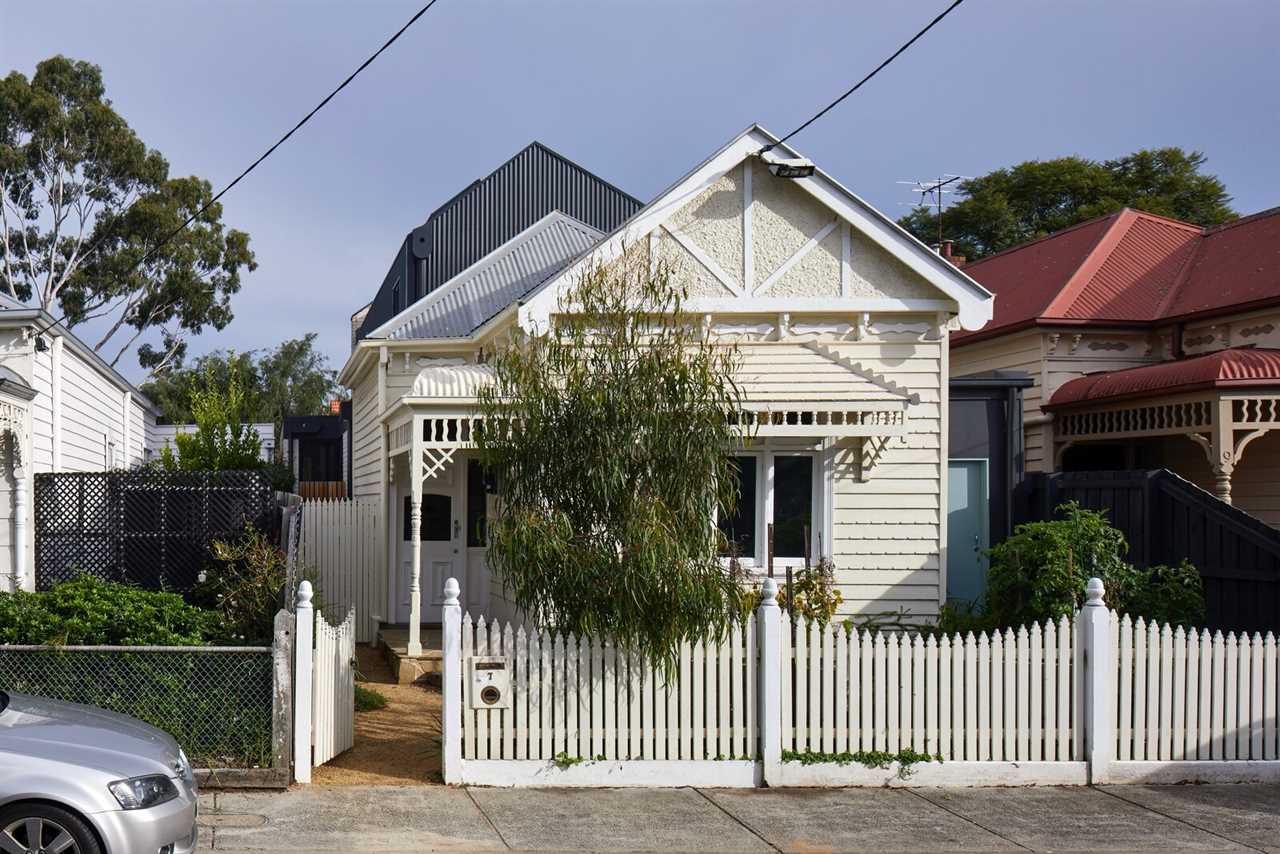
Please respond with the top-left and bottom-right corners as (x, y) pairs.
(1056, 399), (1214, 442)
(802, 341), (921, 404)
(1053, 391), (1280, 505)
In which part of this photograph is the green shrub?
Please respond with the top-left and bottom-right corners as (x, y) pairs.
(985, 502), (1205, 627)
(354, 684), (387, 712)
(189, 525), (290, 645)
(0, 576), (213, 646)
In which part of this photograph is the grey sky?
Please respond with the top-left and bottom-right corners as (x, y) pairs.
(3, 0), (1277, 385)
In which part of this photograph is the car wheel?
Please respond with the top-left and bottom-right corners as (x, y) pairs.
(0, 803), (101, 854)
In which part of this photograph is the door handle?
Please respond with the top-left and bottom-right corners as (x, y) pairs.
(973, 534), (980, 553)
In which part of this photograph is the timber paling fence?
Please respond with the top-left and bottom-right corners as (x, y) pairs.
(296, 499), (384, 643)
(440, 578), (1280, 788)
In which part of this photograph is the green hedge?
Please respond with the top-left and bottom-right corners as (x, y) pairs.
(0, 576), (215, 646)
(0, 576), (275, 768)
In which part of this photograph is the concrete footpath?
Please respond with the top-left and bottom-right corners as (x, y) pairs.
(196, 783), (1280, 853)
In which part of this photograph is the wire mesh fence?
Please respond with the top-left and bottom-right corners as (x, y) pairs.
(0, 645), (275, 769)
(34, 469), (277, 591)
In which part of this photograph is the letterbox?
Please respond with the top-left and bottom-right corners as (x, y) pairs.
(468, 656), (510, 709)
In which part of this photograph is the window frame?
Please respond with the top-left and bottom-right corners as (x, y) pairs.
(717, 445), (830, 571)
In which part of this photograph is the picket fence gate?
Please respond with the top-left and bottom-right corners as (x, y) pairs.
(440, 577), (1280, 788)
(292, 582), (356, 783)
(298, 499), (383, 644)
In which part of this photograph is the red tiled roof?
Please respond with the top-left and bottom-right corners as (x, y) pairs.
(955, 207), (1280, 344)
(1045, 348), (1280, 409)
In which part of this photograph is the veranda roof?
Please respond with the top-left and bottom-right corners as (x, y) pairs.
(1046, 348), (1280, 410)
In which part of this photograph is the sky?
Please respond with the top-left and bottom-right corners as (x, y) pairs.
(3, 0), (1279, 385)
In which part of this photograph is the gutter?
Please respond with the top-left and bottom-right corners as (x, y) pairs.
(0, 311), (160, 415)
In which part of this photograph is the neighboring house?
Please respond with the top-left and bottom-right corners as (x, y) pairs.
(283, 402), (352, 498)
(946, 371), (1032, 605)
(146, 422), (276, 463)
(952, 206), (1280, 525)
(0, 293), (158, 591)
(339, 125), (993, 652)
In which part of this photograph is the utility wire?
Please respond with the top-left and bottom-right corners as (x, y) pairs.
(763, 0), (967, 152)
(32, 0), (446, 339)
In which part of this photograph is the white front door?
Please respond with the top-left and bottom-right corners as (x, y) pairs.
(397, 471), (461, 624)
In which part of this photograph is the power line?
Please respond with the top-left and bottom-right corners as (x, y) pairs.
(32, 0), (446, 340)
(763, 0), (968, 152)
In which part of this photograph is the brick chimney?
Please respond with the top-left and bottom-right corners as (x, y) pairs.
(939, 240), (966, 268)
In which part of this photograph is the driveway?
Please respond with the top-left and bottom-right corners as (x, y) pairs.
(198, 783), (1280, 852)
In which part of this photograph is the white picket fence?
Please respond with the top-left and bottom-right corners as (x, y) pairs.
(1113, 615), (1278, 764)
(785, 618), (1077, 762)
(292, 581), (357, 783)
(298, 499), (383, 643)
(460, 615), (757, 763)
(440, 576), (1280, 787)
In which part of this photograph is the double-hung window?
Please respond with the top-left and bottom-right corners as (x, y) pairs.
(718, 450), (825, 569)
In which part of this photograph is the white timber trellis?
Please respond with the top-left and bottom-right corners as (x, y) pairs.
(292, 581), (356, 783)
(440, 577), (1280, 788)
(298, 499), (383, 644)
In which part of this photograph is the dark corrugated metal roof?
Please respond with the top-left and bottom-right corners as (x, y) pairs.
(378, 213), (601, 340)
(357, 142), (641, 340)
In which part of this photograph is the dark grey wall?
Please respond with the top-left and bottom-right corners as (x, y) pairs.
(357, 142), (641, 339)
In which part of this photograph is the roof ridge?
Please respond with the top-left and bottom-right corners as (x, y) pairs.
(1152, 223), (1210, 318)
(525, 141), (645, 208)
(1122, 207), (1203, 233)
(960, 209), (1127, 270)
(1042, 209), (1136, 318)
(1202, 205), (1280, 235)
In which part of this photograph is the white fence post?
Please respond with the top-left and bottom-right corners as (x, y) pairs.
(1078, 577), (1113, 784)
(293, 580), (314, 784)
(758, 577), (782, 782)
(442, 577), (463, 785)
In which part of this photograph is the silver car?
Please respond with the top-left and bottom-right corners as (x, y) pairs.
(0, 691), (198, 854)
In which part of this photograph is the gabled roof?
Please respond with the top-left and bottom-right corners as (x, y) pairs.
(366, 212), (602, 340)
(519, 124), (995, 332)
(355, 141), (642, 340)
(1046, 347), (1280, 409)
(957, 207), (1280, 345)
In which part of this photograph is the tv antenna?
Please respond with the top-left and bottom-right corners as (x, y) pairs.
(898, 175), (970, 247)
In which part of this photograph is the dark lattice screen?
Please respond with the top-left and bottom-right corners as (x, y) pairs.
(34, 470), (275, 591)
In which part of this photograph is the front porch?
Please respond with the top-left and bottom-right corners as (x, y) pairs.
(376, 624), (444, 684)
(1046, 349), (1280, 522)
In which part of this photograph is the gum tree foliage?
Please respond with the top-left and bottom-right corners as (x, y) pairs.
(474, 257), (749, 669)
(899, 148), (1236, 260)
(0, 56), (255, 373)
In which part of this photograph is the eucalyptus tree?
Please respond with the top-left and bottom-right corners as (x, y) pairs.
(0, 56), (255, 373)
(474, 256), (750, 668)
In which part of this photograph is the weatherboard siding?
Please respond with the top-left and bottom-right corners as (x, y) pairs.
(349, 364), (382, 501)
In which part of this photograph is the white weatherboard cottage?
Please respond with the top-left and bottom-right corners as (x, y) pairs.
(0, 293), (158, 591)
(339, 125), (994, 656)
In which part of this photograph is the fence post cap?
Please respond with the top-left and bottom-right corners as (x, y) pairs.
(296, 580), (314, 609)
(760, 576), (779, 608)
(1085, 577), (1105, 607)
(443, 577), (460, 606)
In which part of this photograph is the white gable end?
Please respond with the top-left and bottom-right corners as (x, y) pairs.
(519, 125), (994, 331)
